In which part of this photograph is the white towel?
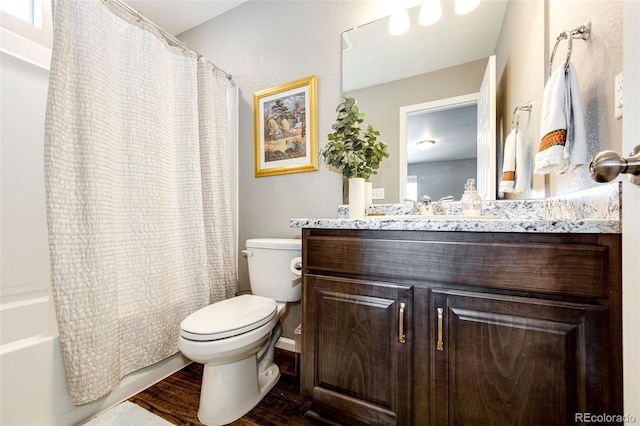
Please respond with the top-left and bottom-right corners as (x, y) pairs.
(500, 129), (528, 193)
(499, 130), (517, 193)
(566, 63), (587, 169)
(514, 129), (527, 193)
(534, 62), (587, 174)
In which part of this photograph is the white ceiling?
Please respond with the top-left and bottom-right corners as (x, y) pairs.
(124, 0), (249, 35)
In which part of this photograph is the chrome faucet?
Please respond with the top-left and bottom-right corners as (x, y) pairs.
(403, 198), (421, 215)
(404, 196), (433, 215)
(432, 196), (454, 215)
(404, 195), (453, 215)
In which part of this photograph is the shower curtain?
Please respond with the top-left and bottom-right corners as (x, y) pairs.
(44, 0), (237, 405)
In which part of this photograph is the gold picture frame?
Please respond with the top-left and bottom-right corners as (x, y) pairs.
(253, 75), (318, 177)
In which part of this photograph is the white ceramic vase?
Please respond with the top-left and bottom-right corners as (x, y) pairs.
(348, 177), (365, 219)
(365, 181), (373, 205)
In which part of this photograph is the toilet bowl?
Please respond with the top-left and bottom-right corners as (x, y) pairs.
(178, 238), (302, 426)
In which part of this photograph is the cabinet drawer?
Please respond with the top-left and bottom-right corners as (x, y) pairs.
(304, 235), (609, 298)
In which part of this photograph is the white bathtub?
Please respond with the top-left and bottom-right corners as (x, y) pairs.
(0, 296), (51, 345)
(0, 296), (190, 426)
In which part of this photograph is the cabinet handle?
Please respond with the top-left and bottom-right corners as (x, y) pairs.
(399, 302), (406, 344)
(437, 307), (444, 351)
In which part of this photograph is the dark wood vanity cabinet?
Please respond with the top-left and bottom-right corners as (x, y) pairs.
(300, 229), (622, 426)
(430, 290), (609, 426)
(302, 274), (412, 425)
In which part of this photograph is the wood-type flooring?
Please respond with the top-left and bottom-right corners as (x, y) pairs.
(129, 349), (315, 426)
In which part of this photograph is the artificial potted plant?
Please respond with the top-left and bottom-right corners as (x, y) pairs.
(320, 96), (389, 218)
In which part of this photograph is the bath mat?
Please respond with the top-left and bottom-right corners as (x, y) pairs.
(83, 401), (173, 425)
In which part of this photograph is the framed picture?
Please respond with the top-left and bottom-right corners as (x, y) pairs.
(253, 75), (318, 177)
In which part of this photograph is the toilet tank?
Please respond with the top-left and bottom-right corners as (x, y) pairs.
(244, 238), (302, 302)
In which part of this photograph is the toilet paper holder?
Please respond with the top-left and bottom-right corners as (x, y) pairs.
(290, 257), (303, 277)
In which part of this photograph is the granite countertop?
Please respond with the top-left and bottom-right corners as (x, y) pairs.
(290, 183), (621, 234)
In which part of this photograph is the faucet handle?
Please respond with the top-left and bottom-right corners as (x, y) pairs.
(433, 196), (454, 215)
(403, 199), (421, 215)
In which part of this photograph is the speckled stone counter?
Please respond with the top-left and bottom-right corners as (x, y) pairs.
(290, 183), (621, 234)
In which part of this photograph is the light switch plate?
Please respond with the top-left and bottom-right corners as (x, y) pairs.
(372, 188), (385, 200)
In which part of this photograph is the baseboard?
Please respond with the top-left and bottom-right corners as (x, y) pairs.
(276, 337), (296, 352)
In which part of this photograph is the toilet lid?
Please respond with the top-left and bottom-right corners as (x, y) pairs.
(180, 295), (277, 341)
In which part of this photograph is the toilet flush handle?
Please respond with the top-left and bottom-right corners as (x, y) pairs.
(242, 249), (253, 257)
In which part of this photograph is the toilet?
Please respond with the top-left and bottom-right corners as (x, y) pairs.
(178, 238), (302, 426)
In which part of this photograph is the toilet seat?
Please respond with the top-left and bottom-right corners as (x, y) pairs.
(180, 295), (277, 341)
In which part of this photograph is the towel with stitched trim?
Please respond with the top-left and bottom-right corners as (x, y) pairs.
(534, 62), (587, 174)
(500, 129), (528, 193)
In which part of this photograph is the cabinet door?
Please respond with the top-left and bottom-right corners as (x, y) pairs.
(302, 274), (412, 426)
(431, 289), (609, 426)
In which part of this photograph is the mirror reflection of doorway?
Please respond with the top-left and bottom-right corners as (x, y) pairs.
(399, 56), (496, 202)
(401, 95), (478, 201)
(407, 103), (477, 200)
(406, 174), (418, 201)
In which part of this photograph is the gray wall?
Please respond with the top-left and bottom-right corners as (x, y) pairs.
(494, 0), (623, 200)
(546, 0), (623, 196)
(179, 0), (624, 339)
(495, 0), (546, 199)
(179, 1), (381, 338)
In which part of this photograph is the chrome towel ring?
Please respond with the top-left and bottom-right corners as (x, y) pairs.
(548, 20), (592, 77)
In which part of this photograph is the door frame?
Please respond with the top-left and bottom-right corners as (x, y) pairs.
(622, 0), (639, 415)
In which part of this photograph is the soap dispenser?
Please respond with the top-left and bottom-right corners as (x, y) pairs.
(460, 178), (482, 216)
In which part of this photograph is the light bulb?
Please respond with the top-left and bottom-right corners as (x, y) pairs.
(389, 9), (410, 36)
(455, 0), (480, 15)
(419, 0), (442, 26)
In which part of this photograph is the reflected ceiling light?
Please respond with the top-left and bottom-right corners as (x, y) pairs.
(389, 9), (410, 35)
(416, 139), (436, 150)
(455, 0), (481, 15)
(419, 0), (442, 26)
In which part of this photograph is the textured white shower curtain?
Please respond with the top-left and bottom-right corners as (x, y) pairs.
(44, 0), (237, 405)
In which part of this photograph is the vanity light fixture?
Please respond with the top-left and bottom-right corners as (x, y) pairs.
(416, 139), (436, 150)
(389, 0), (476, 35)
(389, 8), (410, 35)
(419, 0), (442, 26)
(455, 0), (481, 15)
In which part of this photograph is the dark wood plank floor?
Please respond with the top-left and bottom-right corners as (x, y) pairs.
(129, 349), (316, 426)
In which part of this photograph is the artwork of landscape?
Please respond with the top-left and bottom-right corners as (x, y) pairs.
(262, 91), (307, 163)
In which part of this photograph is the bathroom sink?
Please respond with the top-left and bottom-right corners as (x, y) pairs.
(366, 214), (496, 220)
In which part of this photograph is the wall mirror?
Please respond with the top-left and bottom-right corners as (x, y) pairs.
(342, 0), (523, 203)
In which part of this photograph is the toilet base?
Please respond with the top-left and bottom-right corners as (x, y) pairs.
(197, 354), (281, 425)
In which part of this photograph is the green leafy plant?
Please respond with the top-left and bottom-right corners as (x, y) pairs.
(320, 96), (389, 180)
